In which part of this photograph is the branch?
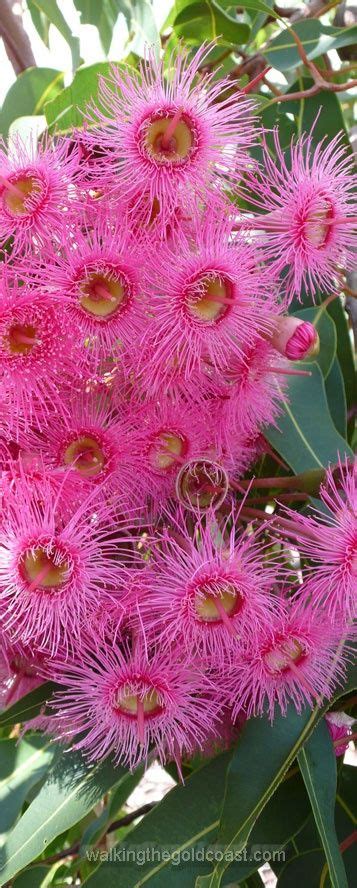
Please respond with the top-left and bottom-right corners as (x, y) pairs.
(0, 0), (36, 74)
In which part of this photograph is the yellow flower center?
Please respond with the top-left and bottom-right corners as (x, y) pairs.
(5, 324), (39, 355)
(2, 175), (42, 216)
(304, 198), (332, 248)
(263, 638), (305, 674)
(148, 430), (187, 472)
(113, 685), (163, 718)
(62, 434), (106, 478)
(194, 582), (240, 624)
(144, 112), (196, 165)
(20, 547), (70, 590)
(187, 275), (232, 324)
(79, 273), (128, 319)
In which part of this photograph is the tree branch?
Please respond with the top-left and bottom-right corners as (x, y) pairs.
(0, 0), (36, 74)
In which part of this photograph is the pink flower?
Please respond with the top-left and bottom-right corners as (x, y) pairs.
(325, 711), (355, 756)
(285, 460), (357, 619)
(0, 277), (80, 434)
(139, 213), (273, 391)
(0, 133), (80, 255)
(84, 44), (256, 225)
(215, 338), (286, 441)
(22, 391), (143, 505)
(0, 632), (44, 708)
(0, 472), (134, 656)
(45, 633), (221, 770)
(27, 209), (144, 368)
(246, 130), (357, 300)
(227, 598), (350, 721)
(270, 316), (319, 361)
(145, 509), (282, 664)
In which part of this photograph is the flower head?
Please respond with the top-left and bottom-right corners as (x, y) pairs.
(247, 130), (357, 301)
(227, 598), (350, 721)
(145, 509), (282, 664)
(0, 472), (134, 656)
(0, 134), (80, 255)
(84, 44), (256, 226)
(285, 459), (357, 619)
(0, 278), (80, 434)
(46, 633), (221, 770)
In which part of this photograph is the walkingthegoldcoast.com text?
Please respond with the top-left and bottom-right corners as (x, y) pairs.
(85, 843), (286, 866)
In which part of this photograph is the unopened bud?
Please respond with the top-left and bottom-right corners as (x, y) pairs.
(271, 316), (319, 361)
(325, 711), (355, 757)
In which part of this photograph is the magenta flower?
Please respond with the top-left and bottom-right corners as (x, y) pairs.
(286, 460), (357, 619)
(145, 510), (282, 663)
(0, 134), (80, 255)
(84, 44), (256, 225)
(247, 130), (357, 300)
(139, 213), (273, 390)
(227, 599), (350, 721)
(0, 472), (134, 656)
(325, 711), (355, 756)
(0, 278), (80, 434)
(46, 634), (221, 769)
(29, 210), (144, 368)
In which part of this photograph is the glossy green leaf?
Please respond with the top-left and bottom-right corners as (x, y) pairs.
(0, 68), (64, 138)
(293, 306), (337, 379)
(44, 62), (114, 131)
(325, 359), (347, 438)
(327, 299), (356, 441)
(196, 705), (328, 888)
(0, 749), (131, 885)
(83, 751), (232, 888)
(298, 721), (348, 888)
(73, 1), (130, 54)
(128, 1), (160, 58)
(173, 1), (250, 46)
(0, 735), (57, 834)
(30, 1), (80, 70)
(264, 363), (353, 474)
(265, 21), (357, 71)
(278, 80), (351, 151)
(0, 683), (57, 729)
(277, 849), (333, 887)
(220, 771), (310, 885)
(79, 765), (144, 852)
(27, 2), (50, 47)
(12, 865), (51, 888)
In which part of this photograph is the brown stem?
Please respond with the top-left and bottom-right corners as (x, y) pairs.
(247, 492), (309, 504)
(0, 0), (36, 74)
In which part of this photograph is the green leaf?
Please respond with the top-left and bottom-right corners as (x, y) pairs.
(327, 298), (356, 441)
(277, 849), (334, 887)
(73, 1), (130, 54)
(265, 21), (357, 71)
(264, 363), (353, 474)
(0, 682), (57, 729)
(325, 359), (347, 438)
(27, 1), (50, 47)
(196, 704), (330, 888)
(44, 62), (114, 132)
(195, 660), (356, 888)
(128, 1), (160, 58)
(293, 306), (336, 379)
(173, 1), (250, 46)
(12, 865), (51, 888)
(277, 80), (352, 151)
(220, 771), (310, 884)
(0, 750), (132, 885)
(82, 751), (232, 888)
(0, 68), (64, 138)
(0, 735), (57, 834)
(298, 721), (348, 888)
(30, 0), (81, 70)
(79, 765), (144, 851)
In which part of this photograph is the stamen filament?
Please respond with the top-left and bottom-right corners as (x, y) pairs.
(0, 175), (26, 200)
(136, 697), (145, 745)
(209, 595), (237, 637)
(161, 109), (183, 148)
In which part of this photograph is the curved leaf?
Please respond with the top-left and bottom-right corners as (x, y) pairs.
(173, 1), (250, 46)
(298, 721), (348, 888)
(264, 363), (353, 473)
(0, 68), (64, 138)
(0, 735), (57, 834)
(0, 750), (131, 885)
(265, 21), (357, 71)
(0, 683), (57, 729)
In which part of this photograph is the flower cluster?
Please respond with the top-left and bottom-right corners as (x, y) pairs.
(0, 46), (355, 771)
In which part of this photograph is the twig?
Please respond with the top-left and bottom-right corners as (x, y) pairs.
(0, 0), (36, 74)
